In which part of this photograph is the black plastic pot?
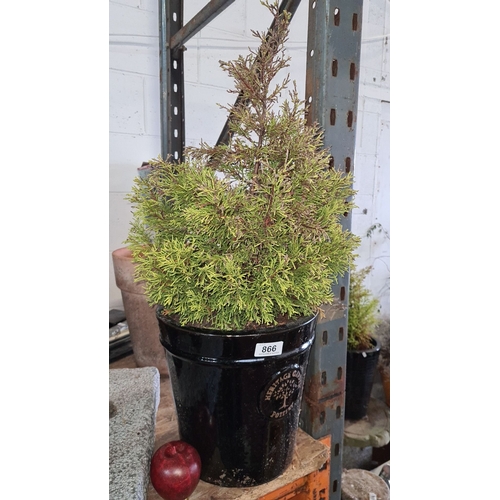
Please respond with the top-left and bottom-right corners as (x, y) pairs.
(157, 307), (317, 487)
(345, 337), (381, 420)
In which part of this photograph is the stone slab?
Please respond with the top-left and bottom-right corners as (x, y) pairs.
(341, 469), (390, 500)
(342, 444), (375, 470)
(344, 398), (390, 448)
(109, 368), (160, 500)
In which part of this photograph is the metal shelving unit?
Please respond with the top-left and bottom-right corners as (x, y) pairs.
(158, 1), (363, 497)
(300, 1), (363, 498)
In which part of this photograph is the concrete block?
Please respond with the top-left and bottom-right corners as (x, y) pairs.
(358, 95), (383, 115)
(350, 227), (373, 263)
(109, 43), (159, 77)
(353, 153), (377, 196)
(143, 75), (161, 136)
(208, 2), (245, 36)
(370, 262), (390, 314)
(183, 39), (199, 84)
(184, 0), (204, 24)
(185, 82), (232, 146)
(284, 1), (308, 44)
(351, 193), (374, 217)
(109, 367), (160, 500)
(360, 34), (385, 74)
(360, 66), (389, 91)
(109, 192), (133, 305)
(109, 71), (145, 135)
(357, 111), (380, 155)
(358, 81), (390, 102)
(111, 0), (141, 8)
(362, 21), (387, 44)
(109, 192), (132, 235)
(367, 0), (387, 26)
(109, 2), (158, 37)
(382, 41), (390, 79)
(109, 133), (161, 192)
(140, 0), (157, 15)
(197, 39), (240, 89)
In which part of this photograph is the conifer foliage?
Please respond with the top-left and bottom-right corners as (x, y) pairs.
(126, 1), (360, 330)
(347, 266), (380, 350)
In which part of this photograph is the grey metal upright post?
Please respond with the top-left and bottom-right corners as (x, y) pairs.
(159, 0), (185, 162)
(300, 0), (363, 498)
(159, 0), (237, 162)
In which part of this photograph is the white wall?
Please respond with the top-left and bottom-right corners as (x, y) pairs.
(109, 0), (162, 307)
(352, 0), (390, 316)
(109, 0), (390, 315)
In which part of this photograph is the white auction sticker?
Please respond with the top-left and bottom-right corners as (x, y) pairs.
(254, 341), (284, 357)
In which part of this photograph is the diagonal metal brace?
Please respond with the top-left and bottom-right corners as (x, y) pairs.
(215, 0), (303, 147)
(170, 0), (236, 53)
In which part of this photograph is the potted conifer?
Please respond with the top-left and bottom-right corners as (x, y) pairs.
(125, 1), (359, 488)
(345, 266), (381, 420)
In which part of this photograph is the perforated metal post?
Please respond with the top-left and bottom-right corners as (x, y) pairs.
(299, 1), (363, 498)
(159, 0), (238, 162)
(159, 0), (184, 162)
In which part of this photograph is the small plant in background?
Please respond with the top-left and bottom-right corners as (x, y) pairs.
(125, 1), (359, 331)
(347, 266), (380, 350)
(365, 222), (390, 240)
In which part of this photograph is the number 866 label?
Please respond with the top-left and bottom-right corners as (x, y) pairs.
(254, 341), (283, 357)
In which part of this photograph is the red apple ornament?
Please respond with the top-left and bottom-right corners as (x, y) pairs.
(150, 440), (201, 500)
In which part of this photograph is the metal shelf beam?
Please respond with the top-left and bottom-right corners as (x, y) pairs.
(170, 0), (236, 52)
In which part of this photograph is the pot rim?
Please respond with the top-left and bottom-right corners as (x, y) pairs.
(156, 305), (318, 337)
(348, 336), (381, 354)
(111, 247), (133, 259)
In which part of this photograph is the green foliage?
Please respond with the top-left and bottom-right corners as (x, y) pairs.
(366, 222), (390, 240)
(126, 1), (360, 331)
(347, 266), (380, 351)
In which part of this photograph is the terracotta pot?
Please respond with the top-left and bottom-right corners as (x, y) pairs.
(112, 247), (169, 376)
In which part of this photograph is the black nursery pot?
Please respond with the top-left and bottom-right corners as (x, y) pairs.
(345, 337), (381, 421)
(157, 307), (317, 488)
